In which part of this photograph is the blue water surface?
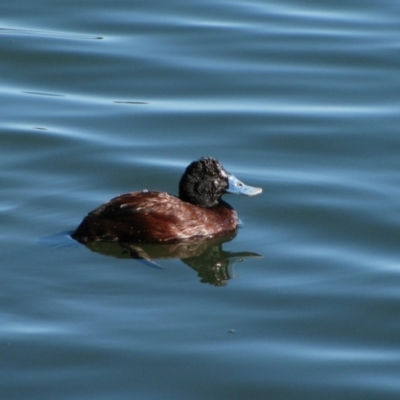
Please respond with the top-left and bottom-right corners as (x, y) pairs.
(1, 0), (400, 399)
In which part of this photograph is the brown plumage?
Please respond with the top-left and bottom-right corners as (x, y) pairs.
(72, 157), (262, 243)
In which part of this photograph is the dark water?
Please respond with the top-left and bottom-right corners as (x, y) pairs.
(2, 0), (400, 398)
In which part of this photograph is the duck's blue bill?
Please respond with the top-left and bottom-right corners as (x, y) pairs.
(226, 175), (262, 196)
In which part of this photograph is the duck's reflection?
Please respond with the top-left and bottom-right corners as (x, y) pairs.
(84, 233), (262, 286)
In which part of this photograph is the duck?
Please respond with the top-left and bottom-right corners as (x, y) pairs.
(71, 157), (262, 243)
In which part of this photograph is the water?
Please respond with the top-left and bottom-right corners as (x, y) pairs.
(1, 0), (400, 398)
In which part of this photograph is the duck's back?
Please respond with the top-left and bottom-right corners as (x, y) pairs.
(71, 191), (238, 243)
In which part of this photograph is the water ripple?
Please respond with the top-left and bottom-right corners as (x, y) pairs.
(0, 26), (102, 41)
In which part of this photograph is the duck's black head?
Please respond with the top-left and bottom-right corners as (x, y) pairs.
(179, 157), (262, 208)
